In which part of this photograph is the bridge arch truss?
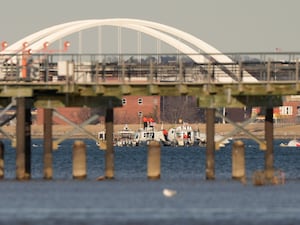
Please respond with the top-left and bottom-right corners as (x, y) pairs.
(2, 18), (257, 82)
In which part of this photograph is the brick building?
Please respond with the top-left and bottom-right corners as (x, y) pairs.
(114, 96), (160, 124)
(35, 96), (161, 125)
(36, 107), (91, 125)
(252, 96), (300, 124)
(34, 95), (300, 125)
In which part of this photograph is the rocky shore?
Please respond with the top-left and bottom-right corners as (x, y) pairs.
(1, 122), (300, 140)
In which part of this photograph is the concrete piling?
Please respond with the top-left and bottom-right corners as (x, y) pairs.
(72, 140), (87, 179)
(0, 141), (4, 179)
(232, 140), (245, 180)
(147, 141), (161, 180)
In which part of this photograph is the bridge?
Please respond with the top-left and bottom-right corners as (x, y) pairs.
(0, 52), (298, 107)
(0, 18), (298, 181)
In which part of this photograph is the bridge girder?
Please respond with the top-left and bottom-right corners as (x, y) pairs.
(0, 82), (291, 108)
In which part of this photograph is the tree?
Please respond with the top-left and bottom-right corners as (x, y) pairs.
(161, 96), (200, 123)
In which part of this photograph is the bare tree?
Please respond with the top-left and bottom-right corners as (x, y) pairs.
(161, 96), (200, 123)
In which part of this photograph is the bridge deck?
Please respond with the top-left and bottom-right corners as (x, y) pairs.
(0, 53), (299, 107)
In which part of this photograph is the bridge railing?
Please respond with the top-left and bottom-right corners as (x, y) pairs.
(0, 53), (299, 84)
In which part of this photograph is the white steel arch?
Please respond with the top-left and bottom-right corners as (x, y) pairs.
(3, 20), (86, 54)
(3, 18), (226, 62)
(28, 21), (205, 63)
(2, 18), (257, 82)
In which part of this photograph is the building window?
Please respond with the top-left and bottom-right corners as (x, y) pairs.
(138, 111), (143, 117)
(138, 98), (143, 105)
(122, 98), (127, 105)
(279, 106), (293, 115)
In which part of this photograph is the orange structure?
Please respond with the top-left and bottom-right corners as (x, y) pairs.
(21, 42), (29, 79)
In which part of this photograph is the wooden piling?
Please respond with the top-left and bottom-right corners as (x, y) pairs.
(0, 141), (4, 179)
(43, 108), (53, 179)
(72, 140), (87, 179)
(232, 140), (245, 180)
(16, 97), (31, 180)
(147, 141), (161, 180)
(206, 108), (215, 180)
(25, 102), (31, 178)
(265, 107), (274, 180)
(105, 106), (114, 179)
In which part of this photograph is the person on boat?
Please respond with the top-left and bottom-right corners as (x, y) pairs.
(149, 117), (154, 128)
(163, 129), (168, 141)
(143, 117), (148, 129)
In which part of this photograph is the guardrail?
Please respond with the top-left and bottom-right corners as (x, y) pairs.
(0, 53), (299, 84)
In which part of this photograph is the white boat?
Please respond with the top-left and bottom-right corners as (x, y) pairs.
(96, 130), (107, 149)
(114, 125), (137, 147)
(167, 123), (195, 146)
(97, 125), (137, 147)
(134, 127), (166, 146)
(194, 132), (231, 148)
(280, 139), (300, 147)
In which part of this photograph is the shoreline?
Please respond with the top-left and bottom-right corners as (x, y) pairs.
(1, 123), (300, 140)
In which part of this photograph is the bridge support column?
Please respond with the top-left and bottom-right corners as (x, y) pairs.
(105, 106), (114, 179)
(16, 97), (31, 180)
(72, 140), (87, 179)
(232, 140), (245, 180)
(206, 108), (215, 180)
(265, 107), (274, 180)
(147, 141), (161, 180)
(43, 108), (53, 179)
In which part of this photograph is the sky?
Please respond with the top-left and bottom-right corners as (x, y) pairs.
(1, 0), (299, 53)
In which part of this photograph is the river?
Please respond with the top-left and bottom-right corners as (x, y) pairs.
(0, 138), (300, 225)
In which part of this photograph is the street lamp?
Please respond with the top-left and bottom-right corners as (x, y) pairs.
(138, 111), (143, 129)
(1, 41), (7, 51)
(63, 41), (70, 52)
(22, 42), (28, 49)
(43, 42), (49, 51)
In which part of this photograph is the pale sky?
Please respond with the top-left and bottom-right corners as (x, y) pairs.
(1, 0), (299, 53)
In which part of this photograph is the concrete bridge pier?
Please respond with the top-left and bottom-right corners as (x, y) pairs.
(16, 97), (32, 180)
(72, 140), (87, 179)
(206, 108), (215, 180)
(265, 107), (274, 180)
(147, 141), (161, 180)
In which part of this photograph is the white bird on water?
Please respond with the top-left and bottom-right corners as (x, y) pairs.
(163, 188), (177, 197)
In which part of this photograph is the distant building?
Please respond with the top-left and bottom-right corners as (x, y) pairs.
(36, 107), (91, 125)
(33, 95), (300, 125)
(276, 96), (300, 124)
(35, 96), (161, 125)
(114, 96), (160, 124)
(252, 95), (300, 124)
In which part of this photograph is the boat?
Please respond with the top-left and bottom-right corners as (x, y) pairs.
(96, 130), (107, 149)
(114, 124), (137, 147)
(134, 127), (166, 146)
(194, 131), (231, 148)
(167, 123), (195, 146)
(96, 125), (137, 147)
(280, 139), (300, 147)
(134, 117), (166, 146)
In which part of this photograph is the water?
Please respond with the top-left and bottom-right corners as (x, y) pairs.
(1, 138), (300, 225)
